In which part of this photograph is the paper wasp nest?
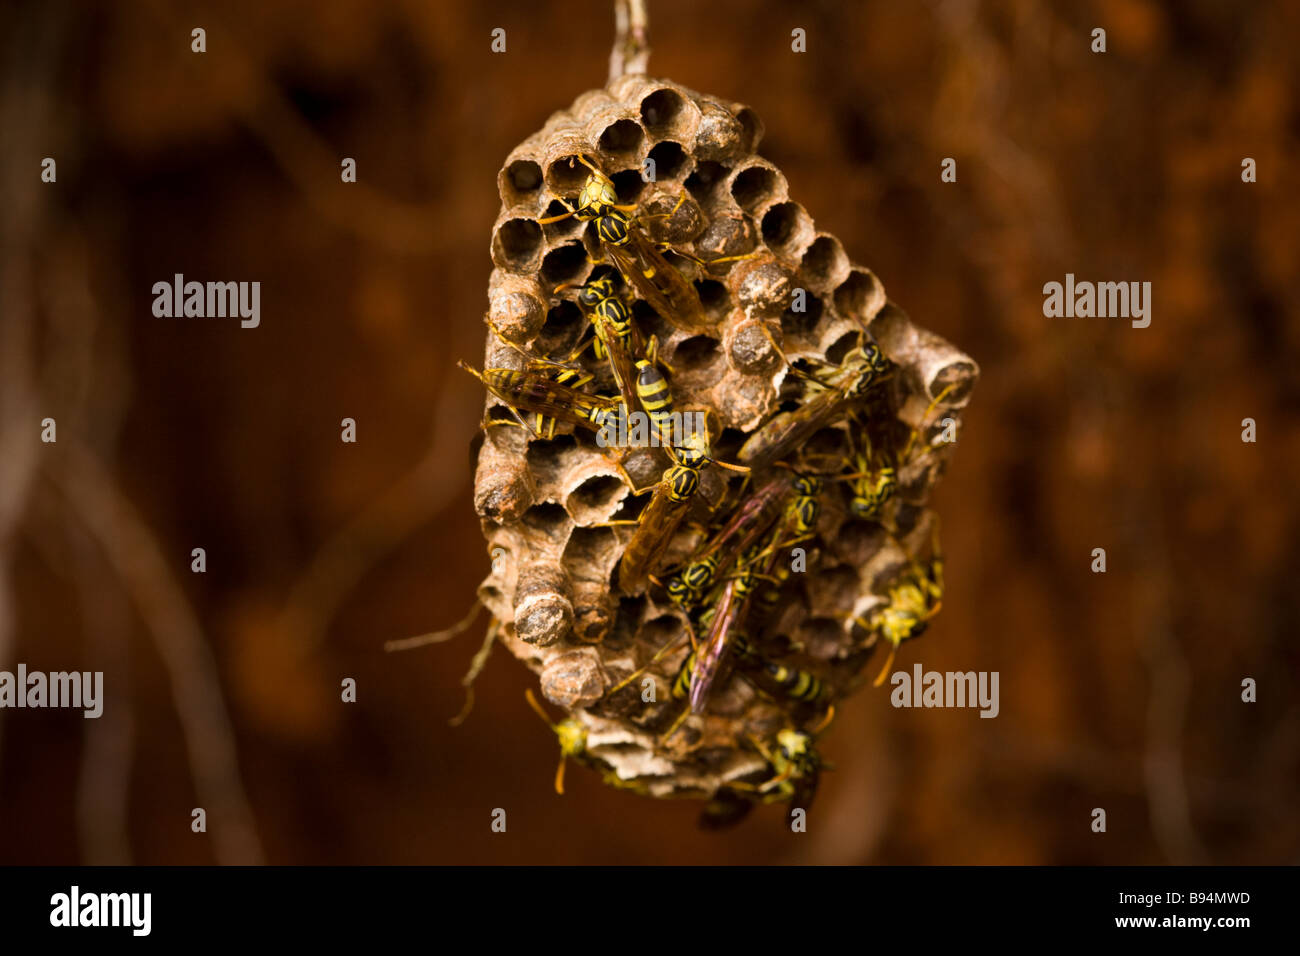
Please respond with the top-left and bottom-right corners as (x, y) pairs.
(473, 75), (978, 805)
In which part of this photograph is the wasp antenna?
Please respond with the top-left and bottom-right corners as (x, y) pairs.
(457, 360), (485, 382)
(812, 704), (836, 736)
(524, 688), (555, 730)
(710, 458), (751, 475)
(872, 642), (898, 688)
(760, 768), (794, 793)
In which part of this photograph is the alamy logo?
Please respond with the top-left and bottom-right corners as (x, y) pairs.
(890, 664), (999, 718)
(152, 273), (261, 328)
(50, 886), (151, 936)
(0, 665), (102, 718)
(1042, 273), (1151, 328)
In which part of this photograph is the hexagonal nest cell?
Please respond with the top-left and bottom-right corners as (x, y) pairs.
(470, 74), (978, 821)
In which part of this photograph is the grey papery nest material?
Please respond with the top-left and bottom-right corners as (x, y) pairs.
(471, 76), (978, 802)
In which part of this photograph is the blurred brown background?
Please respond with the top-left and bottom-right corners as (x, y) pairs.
(2, 0), (1296, 865)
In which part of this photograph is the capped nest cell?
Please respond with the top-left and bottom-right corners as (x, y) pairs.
(470, 73), (978, 818)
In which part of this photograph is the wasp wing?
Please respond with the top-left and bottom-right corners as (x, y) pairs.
(590, 311), (641, 420)
(617, 482), (691, 592)
(608, 229), (711, 334)
(482, 369), (620, 437)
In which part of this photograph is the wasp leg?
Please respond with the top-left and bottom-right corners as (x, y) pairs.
(899, 383), (958, 462)
(536, 197), (578, 225)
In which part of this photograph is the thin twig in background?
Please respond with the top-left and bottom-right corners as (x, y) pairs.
(47, 228), (139, 865)
(1132, 506), (1209, 864)
(449, 619), (499, 727)
(139, 0), (456, 257)
(279, 382), (481, 657)
(610, 0), (650, 82)
(0, 267), (41, 768)
(0, 0), (66, 770)
(47, 443), (264, 866)
(71, 523), (135, 865)
(17, 488), (135, 865)
(384, 599), (483, 652)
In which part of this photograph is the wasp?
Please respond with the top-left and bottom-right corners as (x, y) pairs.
(615, 452), (701, 593)
(539, 156), (731, 335)
(737, 342), (893, 470)
(839, 425), (898, 521)
(745, 726), (825, 809)
(745, 474), (828, 620)
(524, 689), (589, 795)
(688, 543), (781, 713)
(859, 522), (944, 686)
(687, 471), (828, 712)
(658, 470), (797, 611)
(756, 658), (826, 704)
(733, 636), (826, 705)
(557, 270), (656, 419)
(611, 382), (749, 592)
(784, 474), (823, 541)
(662, 552), (723, 610)
(524, 689), (652, 796)
(835, 384), (957, 522)
(460, 361), (623, 440)
(744, 706), (836, 808)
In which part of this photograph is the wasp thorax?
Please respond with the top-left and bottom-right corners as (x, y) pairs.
(577, 173), (620, 220)
(579, 274), (617, 307)
(594, 213), (630, 245)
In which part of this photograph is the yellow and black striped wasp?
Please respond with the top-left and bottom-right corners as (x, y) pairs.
(539, 155), (726, 335)
(632, 356), (681, 446)
(615, 425), (752, 593)
(524, 689), (588, 795)
(687, 476), (823, 714)
(745, 723), (828, 810)
(687, 546), (777, 714)
(658, 469), (798, 612)
(855, 522), (945, 686)
(460, 361), (623, 441)
(557, 269), (658, 420)
(733, 635), (826, 705)
(738, 342), (894, 470)
(524, 689), (651, 796)
(681, 470), (821, 712)
(833, 383), (957, 523)
(705, 707), (835, 822)
(842, 426), (898, 522)
(742, 474), (843, 633)
(610, 371), (749, 591)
